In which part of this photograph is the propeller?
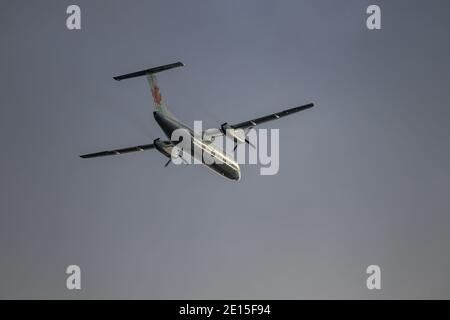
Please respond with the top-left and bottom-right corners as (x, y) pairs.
(164, 148), (189, 167)
(221, 122), (255, 150)
(233, 138), (256, 151)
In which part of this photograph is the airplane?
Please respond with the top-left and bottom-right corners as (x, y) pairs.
(80, 62), (314, 181)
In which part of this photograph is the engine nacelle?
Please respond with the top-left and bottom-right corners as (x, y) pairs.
(202, 134), (215, 144)
(154, 138), (184, 160)
(153, 138), (172, 158)
(221, 123), (246, 144)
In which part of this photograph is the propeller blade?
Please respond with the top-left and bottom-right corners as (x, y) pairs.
(233, 138), (255, 151)
(245, 138), (256, 149)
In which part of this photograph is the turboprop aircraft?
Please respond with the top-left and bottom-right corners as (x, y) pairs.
(80, 62), (314, 181)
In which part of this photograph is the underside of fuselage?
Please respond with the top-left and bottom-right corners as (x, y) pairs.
(153, 111), (241, 181)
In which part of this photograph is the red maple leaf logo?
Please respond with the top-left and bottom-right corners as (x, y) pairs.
(151, 84), (162, 105)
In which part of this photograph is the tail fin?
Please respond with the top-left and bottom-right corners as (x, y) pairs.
(146, 73), (173, 116)
(113, 62), (184, 118)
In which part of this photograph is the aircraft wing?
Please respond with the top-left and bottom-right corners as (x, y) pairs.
(203, 103), (314, 142)
(80, 143), (155, 159)
(230, 103), (314, 130)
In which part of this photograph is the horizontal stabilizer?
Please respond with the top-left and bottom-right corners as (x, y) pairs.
(113, 62), (184, 81)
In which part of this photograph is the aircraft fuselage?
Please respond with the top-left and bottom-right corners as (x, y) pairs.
(153, 111), (241, 181)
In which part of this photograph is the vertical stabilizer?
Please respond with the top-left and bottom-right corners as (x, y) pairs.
(146, 73), (176, 119)
(113, 62), (184, 120)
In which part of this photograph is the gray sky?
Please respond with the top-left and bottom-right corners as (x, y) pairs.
(1, 0), (450, 299)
